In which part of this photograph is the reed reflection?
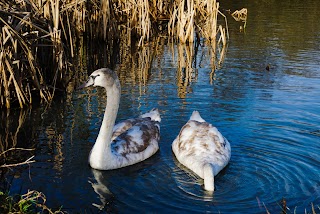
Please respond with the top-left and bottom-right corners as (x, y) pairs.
(209, 41), (227, 83)
(117, 44), (153, 87)
(0, 109), (35, 175)
(176, 43), (197, 98)
(77, 36), (228, 101)
(45, 125), (64, 173)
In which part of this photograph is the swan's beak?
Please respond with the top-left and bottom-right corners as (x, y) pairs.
(77, 77), (94, 90)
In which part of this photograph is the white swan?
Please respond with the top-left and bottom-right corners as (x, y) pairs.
(172, 111), (231, 191)
(78, 68), (161, 170)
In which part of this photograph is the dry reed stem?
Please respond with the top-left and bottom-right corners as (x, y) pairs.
(101, 0), (110, 40)
(138, 0), (151, 46)
(217, 9), (229, 40)
(232, 8), (248, 30)
(231, 8), (248, 22)
(218, 25), (226, 46)
(4, 57), (27, 108)
(0, 155), (35, 168)
(169, 0), (195, 43)
(0, 148), (35, 157)
(20, 190), (64, 213)
(0, 14), (52, 107)
(169, 0), (228, 45)
(206, 0), (218, 40)
(0, 0), (83, 108)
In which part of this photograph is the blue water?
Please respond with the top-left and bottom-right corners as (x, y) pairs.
(2, 1), (320, 213)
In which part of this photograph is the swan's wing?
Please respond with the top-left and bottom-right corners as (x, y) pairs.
(111, 118), (160, 157)
(111, 109), (161, 141)
(112, 119), (136, 141)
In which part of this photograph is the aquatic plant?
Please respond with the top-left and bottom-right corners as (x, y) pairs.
(258, 197), (320, 214)
(0, 190), (64, 213)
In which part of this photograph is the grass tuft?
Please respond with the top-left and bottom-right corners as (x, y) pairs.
(0, 190), (64, 213)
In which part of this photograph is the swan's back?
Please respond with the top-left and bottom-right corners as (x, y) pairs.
(109, 109), (160, 168)
(112, 108), (160, 141)
(172, 111), (231, 188)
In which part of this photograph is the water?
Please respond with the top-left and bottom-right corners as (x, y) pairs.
(1, 1), (320, 213)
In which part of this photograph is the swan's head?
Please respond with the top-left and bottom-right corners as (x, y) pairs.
(78, 68), (120, 90)
(189, 111), (206, 122)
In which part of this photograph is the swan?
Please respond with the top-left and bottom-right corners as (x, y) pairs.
(172, 111), (231, 191)
(78, 68), (161, 170)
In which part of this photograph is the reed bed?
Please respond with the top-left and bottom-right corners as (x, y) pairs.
(0, 0), (236, 108)
(0, 0), (73, 108)
(168, 0), (228, 44)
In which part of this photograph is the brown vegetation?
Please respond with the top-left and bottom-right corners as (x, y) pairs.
(0, 0), (231, 108)
(0, 190), (64, 213)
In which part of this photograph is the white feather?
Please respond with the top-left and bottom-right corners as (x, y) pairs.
(172, 111), (231, 191)
(79, 68), (161, 170)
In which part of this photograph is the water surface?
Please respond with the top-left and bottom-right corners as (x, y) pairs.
(1, 0), (320, 213)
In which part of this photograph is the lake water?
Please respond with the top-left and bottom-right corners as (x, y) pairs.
(1, 1), (320, 213)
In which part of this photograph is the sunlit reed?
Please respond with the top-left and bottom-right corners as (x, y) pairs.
(231, 8), (248, 31)
(168, 0), (195, 43)
(0, 0), (235, 108)
(168, 0), (228, 44)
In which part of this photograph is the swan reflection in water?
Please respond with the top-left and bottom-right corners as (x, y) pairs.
(172, 155), (215, 200)
(89, 169), (114, 210)
(89, 152), (161, 211)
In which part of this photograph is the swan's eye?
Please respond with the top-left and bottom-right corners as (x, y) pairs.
(91, 74), (100, 80)
(90, 74), (100, 85)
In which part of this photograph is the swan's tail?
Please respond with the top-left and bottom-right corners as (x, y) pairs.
(140, 108), (161, 122)
(190, 111), (206, 122)
(203, 163), (215, 191)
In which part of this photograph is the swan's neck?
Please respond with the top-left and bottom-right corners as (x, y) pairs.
(203, 163), (215, 191)
(97, 86), (120, 143)
(89, 83), (120, 170)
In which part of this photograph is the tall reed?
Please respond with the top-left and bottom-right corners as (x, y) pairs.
(0, 0), (70, 108)
(168, 0), (195, 43)
(0, 0), (234, 108)
(169, 0), (228, 44)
